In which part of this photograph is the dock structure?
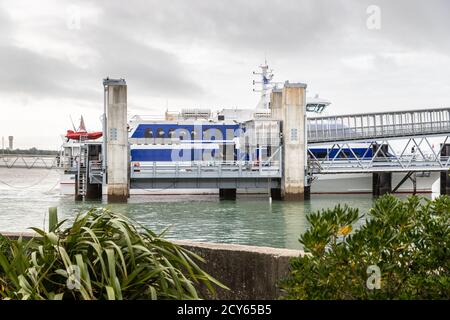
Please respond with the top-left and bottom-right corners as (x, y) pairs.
(67, 78), (450, 201)
(2, 74), (448, 200)
(307, 108), (450, 195)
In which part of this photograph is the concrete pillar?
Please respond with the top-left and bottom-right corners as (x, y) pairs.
(372, 144), (392, 196)
(104, 78), (129, 202)
(280, 82), (308, 200)
(440, 144), (450, 195)
(219, 189), (237, 200)
(270, 88), (283, 120)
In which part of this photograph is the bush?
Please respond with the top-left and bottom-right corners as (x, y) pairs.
(281, 195), (450, 300)
(0, 208), (225, 300)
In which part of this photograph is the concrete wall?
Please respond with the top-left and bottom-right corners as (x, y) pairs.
(106, 81), (129, 202)
(281, 82), (308, 200)
(270, 88), (283, 121)
(175, 241), (302, 300)
(0, 232), (302, 300)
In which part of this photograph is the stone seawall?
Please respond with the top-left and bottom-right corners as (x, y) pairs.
(0, 232), (303, 299)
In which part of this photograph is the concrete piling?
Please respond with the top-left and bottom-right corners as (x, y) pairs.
(280, 82), (308, 200)
(104, 78), (129, 202)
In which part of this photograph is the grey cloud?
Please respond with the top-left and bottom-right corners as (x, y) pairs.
(374, 0), (450, 52)
(0, 45), (98, 100)
(86, 0), (355, 54)
(0, 0), (449, 107)
(0, 3), (204, 103)
(77, 0), (450, 63)
(79, 26), (202, 97)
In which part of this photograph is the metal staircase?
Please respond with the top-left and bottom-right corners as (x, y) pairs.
(76, 143), (88, 200)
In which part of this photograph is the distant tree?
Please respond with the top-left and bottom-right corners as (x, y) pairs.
(1, 148), (59, 155)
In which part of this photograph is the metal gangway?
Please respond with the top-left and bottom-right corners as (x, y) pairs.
(307, 108), (450, 174)
(0, 154), (61, 169)
(308, 107), (450, 144)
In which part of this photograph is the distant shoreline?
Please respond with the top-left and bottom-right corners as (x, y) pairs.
(0, 148), (59, 155)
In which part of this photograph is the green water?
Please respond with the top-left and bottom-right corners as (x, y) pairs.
(0, 168), (378, 250)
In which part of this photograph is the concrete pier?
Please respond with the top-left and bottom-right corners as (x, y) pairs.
(280, 82), (308, 200)
(441, 144), (450, 195)
(104, 78), (129, 202)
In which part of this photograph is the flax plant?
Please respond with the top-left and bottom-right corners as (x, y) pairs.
(0, 208), (225, 300)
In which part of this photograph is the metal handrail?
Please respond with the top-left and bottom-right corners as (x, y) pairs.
(131, 161), (282, 178)
(308, 108), (450, 143)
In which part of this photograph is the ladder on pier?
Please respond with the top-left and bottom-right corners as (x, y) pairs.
(76, 144), (88, 200)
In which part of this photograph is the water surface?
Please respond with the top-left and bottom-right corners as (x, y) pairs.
(0, 168), (380, 249)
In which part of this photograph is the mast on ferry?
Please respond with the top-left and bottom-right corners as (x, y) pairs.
(253, 60), (274, 110)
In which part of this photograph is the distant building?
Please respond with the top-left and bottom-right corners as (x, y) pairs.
(8, 136), (13, 150)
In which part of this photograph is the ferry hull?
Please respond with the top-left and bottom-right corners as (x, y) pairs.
(310, 172), (440, 194)
(60, 172), (441, 196)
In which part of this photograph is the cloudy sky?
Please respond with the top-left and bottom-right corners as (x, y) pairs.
(0, 0), (449, 149)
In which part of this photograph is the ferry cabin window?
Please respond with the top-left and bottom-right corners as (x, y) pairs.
(168, 128), (175, 138)
(144, 128), (153, 138)
(157, 128), (165, 138)
(178, 130), (188, 140)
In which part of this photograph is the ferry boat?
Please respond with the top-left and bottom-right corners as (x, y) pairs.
(59, 62), (441, 196)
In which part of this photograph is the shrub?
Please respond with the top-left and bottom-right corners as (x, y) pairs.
(0, 208), (225, 300)
(281, 195), (450, 300)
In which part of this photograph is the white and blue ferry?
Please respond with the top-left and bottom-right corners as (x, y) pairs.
(59, 62), (440, 195)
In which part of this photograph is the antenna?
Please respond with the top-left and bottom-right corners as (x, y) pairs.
(69, 115), (77, 131)
(252, 60), (274, 109)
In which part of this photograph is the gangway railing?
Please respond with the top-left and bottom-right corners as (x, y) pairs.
(308, 107), (450, 144)
(309, 157), (450, 174)
(0, 154), (60, 169)
(131, 160), (282, 179)
(88, 160), (103, 184)
(308, 138), (450, 174)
